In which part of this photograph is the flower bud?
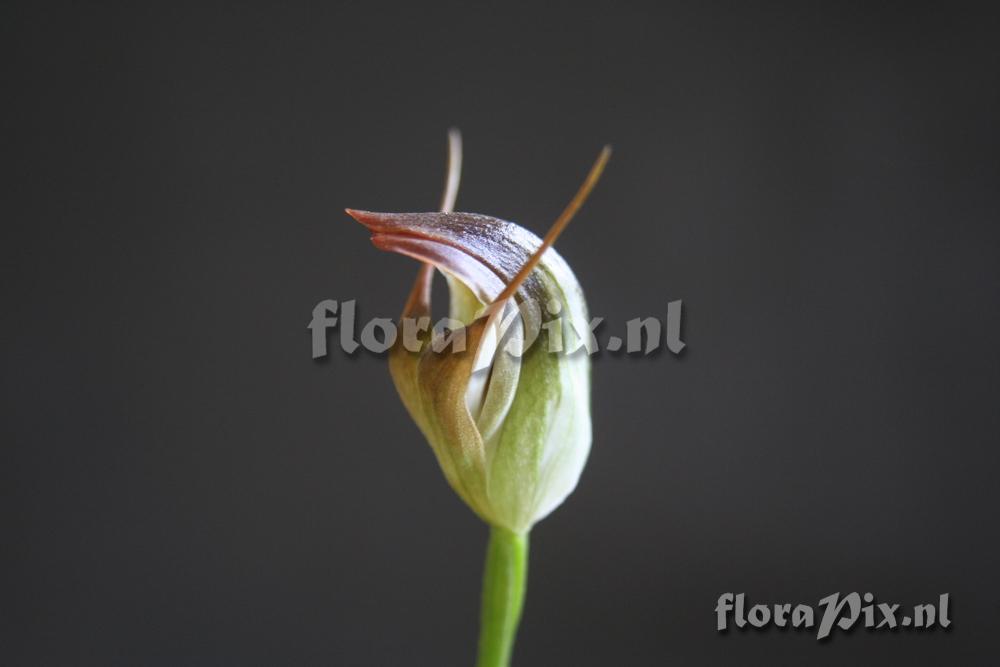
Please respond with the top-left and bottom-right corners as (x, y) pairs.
(348, 209), (592, 534)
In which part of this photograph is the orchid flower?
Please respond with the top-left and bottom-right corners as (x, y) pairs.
(347, 131), (609, 667)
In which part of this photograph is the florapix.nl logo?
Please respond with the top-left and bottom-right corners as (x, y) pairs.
(309, 297), (686, 361)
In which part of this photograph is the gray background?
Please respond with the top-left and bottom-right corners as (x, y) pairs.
(4, 2), (999, 665)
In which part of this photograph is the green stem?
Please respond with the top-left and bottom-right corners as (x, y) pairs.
(476, 526), (529, 667)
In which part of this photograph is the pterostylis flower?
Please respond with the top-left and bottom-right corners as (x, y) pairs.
(347, 131), (609, 667)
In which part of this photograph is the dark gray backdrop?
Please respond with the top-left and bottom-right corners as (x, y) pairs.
(4, 2), (999, 665)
